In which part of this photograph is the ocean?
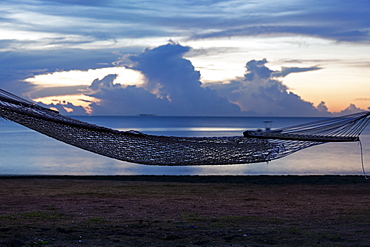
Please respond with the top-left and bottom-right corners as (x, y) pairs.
(0, 116), (369, 176)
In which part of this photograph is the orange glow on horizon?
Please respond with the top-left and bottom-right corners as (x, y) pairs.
(33, 94), (99, 114)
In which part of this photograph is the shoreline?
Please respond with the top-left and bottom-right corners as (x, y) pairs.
(0, 174), (368, 184)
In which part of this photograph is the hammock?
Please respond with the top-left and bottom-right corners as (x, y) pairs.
(0, 88), (369, 166)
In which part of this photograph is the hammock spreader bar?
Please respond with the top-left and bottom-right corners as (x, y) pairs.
(0, 89), (369, 166)
(244, 111), (370, 142)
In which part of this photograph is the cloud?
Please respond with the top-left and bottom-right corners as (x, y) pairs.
(316, 101), (329, 114)
(2, 0), (369, 52)
(0, 48), (122, 98)
(42, 0), (111, 6)
(28, 85), (89, 99)
(88, 80), (171, 116)
(354, 98), (370, 101)
(273, 66), (321, 78)
(1, 49), (119, 72)
(192, 25), (370, 43)
(208, 59), (329, 116)
(187, 1), (370, 43)
(335, 104), (366, 116)
(38, 101), (87, 115)
(87, 43), (242, 116)
(0, 0), (175, 47)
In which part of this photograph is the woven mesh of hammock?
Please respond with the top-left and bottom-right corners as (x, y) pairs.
(0, 89), (369, 165)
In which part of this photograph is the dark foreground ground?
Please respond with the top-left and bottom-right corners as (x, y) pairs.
(0, 175), (369, 246)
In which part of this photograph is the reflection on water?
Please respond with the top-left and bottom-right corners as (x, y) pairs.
(117, 127), (246, 133)
(0, 116), (369, 176)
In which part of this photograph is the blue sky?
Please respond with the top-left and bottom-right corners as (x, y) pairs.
(1, 0), (370, 116)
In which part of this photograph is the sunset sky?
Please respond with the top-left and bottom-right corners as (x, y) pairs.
(1, 0), (370, 116)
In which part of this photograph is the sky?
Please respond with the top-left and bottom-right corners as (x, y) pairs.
(1, 0), (370, 116)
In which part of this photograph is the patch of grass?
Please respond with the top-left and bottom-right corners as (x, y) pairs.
(208, 215), (283, 228)
(0, 214), (17, 220)
(180, 209), (200, 222)
(27, 238), (49, 247)
(0, 211), (64, 222)
(243, 198), (259, 202)
(316, 231), (347, 243)
(88, 217), (103, 222)
(21, 211), (63, 220)
(282, 226), (304, 235)
(225, 215), (282, 224)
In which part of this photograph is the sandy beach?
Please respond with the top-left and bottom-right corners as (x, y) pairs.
(0, 175), (369, 246)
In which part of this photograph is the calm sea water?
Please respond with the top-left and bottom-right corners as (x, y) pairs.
(0, 116), (369, 176)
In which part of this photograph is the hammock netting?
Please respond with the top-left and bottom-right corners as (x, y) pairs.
(0, 89), (369, 166)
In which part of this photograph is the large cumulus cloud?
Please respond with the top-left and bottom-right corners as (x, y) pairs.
(88, 43), (242, 116)
(208, 58), (328, 116)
